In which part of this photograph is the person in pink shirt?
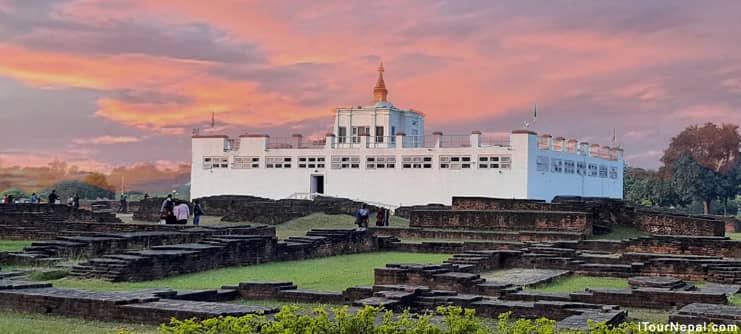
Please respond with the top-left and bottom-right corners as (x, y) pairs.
(173, 201), (190, 225)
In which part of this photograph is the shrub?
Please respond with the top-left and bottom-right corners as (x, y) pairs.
(118, 306), (741, 334)
(154, 305), (490, 334)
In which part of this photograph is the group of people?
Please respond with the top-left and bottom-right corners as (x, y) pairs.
(2, 191), (59, 206)
(65, 193), (81, 209)
(354, 204), (390, 228)
(159, 194), (205, 225)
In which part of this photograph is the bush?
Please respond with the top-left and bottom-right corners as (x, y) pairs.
(140, 305), (490, 334)
(117, 306), (741, 334)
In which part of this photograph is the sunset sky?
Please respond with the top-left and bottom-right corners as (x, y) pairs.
(1, 0), (741, 172)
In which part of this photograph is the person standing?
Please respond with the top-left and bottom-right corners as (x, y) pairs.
(118, 194), (128, 213)
(73, 193), (80, 209)
(30, 193), (38, 204)
(48, 190), (58, 206)
(160, 195), (174, 224)
(355, 204), (370, 229)
(173, 201), (190, 224)
(143, 193), (149, 200)
(375, 208), (386, 227)
(193, 200), (204, 226)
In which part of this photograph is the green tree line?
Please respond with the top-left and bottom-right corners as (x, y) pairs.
(624, 123), (741, 215)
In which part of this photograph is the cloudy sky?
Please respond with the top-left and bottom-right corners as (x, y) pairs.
(1, 0), (740, 171)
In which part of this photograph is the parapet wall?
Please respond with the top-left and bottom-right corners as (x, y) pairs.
(634, 209), (725, 236)
(134, 195), (380, 224)
(430, 196), (726, 237)
(0, 203), (121, 225)
(452, 197), (550, 211)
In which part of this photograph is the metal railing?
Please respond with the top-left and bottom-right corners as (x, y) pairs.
(402, 135), (436, 148)
(480, 135), (510, 147)
(439, 135), (471, 148)
(225, 139), (240, 151)
(267, 137), (327, 149)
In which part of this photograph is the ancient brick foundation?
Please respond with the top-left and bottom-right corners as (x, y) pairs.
(133, 195), (380, 224)
(409, 209), (592, 233)
(69, 229), (379, 281)
(0, 203), (121, 226)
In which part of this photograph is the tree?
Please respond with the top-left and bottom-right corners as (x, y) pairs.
(82, 172), (114, 191)
(672, 155), (721, 214)
(661, 123), (741, 176)
(624, 167), (683, 207)
(717, 160), (741, 215)
(1, 188), (27, 199)
(39, 180), (115, 200)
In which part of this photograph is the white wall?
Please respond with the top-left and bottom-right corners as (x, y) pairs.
(191, 132), (624, 206)
(526, 142), (624, 201)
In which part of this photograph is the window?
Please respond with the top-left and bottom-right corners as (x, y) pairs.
(402, 155), (432, 169)
(588, 163), (598, 177)
(352, 126), (369, 143)
(338, 127), (347, 143)
(375, 126), (384, 143)
(536, 156), (549, 172)
(233, 156), (260, 169)
(203, 156), (228, 169)
(266, 156), (292, 168)
(551, 158), (563, 173)
(577, 162), (587, 176)
(599, 165), (608, 178)
(391, 126), (396, 143)
(331, 156), (360, 169)
(298, 156), (326, 169)
(366, 156), (396, 169)
(479, 155), (512, 169)
(440, 156), (471, 169)
(564, 160), (576, 174)
(609, 166), (618, 179)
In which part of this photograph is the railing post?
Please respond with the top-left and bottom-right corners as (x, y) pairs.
(433, 131), (442, 148)
(470, 130), (481, 148)
(292, 134), (302, 149)
(325, 133), (335, 149)
(395, 132), (406, 149)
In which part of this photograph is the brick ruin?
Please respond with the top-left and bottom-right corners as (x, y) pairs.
(133, 195), (381, 224)
(0, 195), (740, 328)
(391, 196), (728, 241)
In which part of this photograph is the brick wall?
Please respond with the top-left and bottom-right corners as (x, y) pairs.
(409, 210), (592, 233)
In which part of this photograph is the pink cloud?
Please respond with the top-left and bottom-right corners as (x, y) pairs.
(72, 136), (143, 145)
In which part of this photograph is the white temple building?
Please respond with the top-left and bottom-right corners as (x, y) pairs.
(191, 64), (624, 207)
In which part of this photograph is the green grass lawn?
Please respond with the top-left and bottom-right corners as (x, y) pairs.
(729, 233), (741, 241)
(275, 213), (409, 239)
(0, 310), (156, 334)
(588, 225), (647, 240)
(120, 212), (410, 240)
(0, 240), (36, 252)
(50, 252), (449, 292)
(527, 275), (629, 292)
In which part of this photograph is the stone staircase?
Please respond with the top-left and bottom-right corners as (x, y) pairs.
(444, 250), (521, 273)
(70, 235), (274, 281)
(707, 263), (741, 284)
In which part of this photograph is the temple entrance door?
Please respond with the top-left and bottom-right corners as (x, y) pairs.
(310, 175), (324, 194)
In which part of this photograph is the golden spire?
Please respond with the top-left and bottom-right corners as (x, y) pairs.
(373, 62), (388, 102)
